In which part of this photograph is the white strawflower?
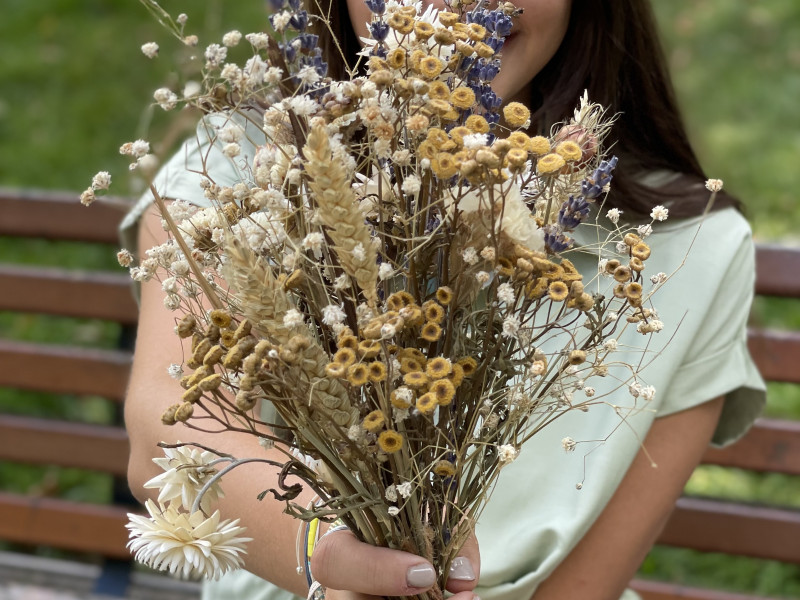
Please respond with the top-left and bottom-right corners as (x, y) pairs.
(141, 42), (159, 58)
(246, 32), (270, 49)
(650, 205), (669, 221)
(561, 437), (577, 452)
(302, 232), (325, 253)
(616, 241), (628, 254)
(378, 262), (395, 280)
(322, 305), (346, 326)
(144, 444), (223, 513)
(117, 249), (133, 267)
(480, 246), (496, 261)
(475, 271), (491, 287)
(222, 30), (242, 47)
(271, 10), (292, 32)
(164, 294), (181, 311)
(497, 282), (515, 304)
(402, 174), (422, 195)
(388, 506), (401, 516)
(91, 171), (111, 191)
(497, 444), (519, 465)
(385, 485), (398, 502)
(204, 43), (227, 68)
(176, 13), (188, 25)
(161, 277), (178, 294)
(167, 364), (183, 379)
(333, 273), (350, 290)
(603, 338), (618, 351)
(637, 223), (653, 238)
(296, 65), (321, 86)
(606, 208), (622, 224)
(462, 247), (479, 265)
(392, 149), (411, 166)
(642, 385), (656, 402)
(705, 178), (724, 192)
(650, 272), (668, 285)
(351, 242), (366, 262)
(463, 133), (489, 149)
(584, 386), (595, 397)
(397, 481), (413, 498)
(283, 308), (305, 328)
(126, 499), (250, 580)
(154, 88), (178, 110)
(222, 143), (240, 158)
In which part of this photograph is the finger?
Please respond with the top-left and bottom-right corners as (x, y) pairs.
(445, 531), (481, 594)
(310, 529), (438, 597)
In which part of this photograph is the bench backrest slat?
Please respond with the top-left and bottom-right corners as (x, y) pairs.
(701, 418), (800, 475)
(755, 245), (800, 298)
(0, 415), (128, 477)
(0, 339), (131, 401)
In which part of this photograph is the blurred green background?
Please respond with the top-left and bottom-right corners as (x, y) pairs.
(0, 0), (798, 596)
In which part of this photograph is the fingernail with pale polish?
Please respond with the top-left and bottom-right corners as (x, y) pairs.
(449, 556), (476, 581)
(407, 564), (437, 588)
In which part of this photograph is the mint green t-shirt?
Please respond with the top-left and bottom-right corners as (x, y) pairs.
(122, 115), (765, 600)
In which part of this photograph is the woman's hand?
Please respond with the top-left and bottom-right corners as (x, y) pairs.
(311, 528), (481, 600)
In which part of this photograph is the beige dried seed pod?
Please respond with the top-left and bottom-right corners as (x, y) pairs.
(182, 385), (203, 403)
(175, 314), (197, 338)
(236, 390), (258, 412)
(199, 374), (223, 391)
(161, 404), (180, 425)
(174, 402), (194, 422)
(234, 318), (252, 340)
(203, 344), (225, 366)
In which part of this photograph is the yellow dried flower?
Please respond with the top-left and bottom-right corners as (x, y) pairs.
(406, 113), (430, 132)
(427, 81), (450, 101)
(420, 322), (442, 342)
(465, 114), (490, 134)
(432, 152), (458, 179)
(449, 126), (471, 146)
(176, 314), (197, 338)
(433, 459), (456, 477)
(203, 345), (225, 366)
(209, 309), (232, 328)
(630, 257), (645, 272)
(174, 402), (194, 422)
(548, 281), (570, 301)
(576, 292), (595, 311)
(434, 27), (456, 46)
(525, 277), (549, 299)
(338, 335), (359, 351)
(359, 340), (382, 359)
(388, 12), (414, 34)
(449, 363), (465, 387)
(182, 384), (203, 404)
(427, 127), (449, 147)
(333, 347), (356, 367)
(362, 409), (386, 433)
(417, 140), (438, 160)
(455, 40), (475, 56)
(450, 87), (476, 110)
(198, 374), (222, 391)
(506, 148), (529, 171)
(507, 131), (531, 150)
(369, 56), (389, 71)
(414, 20), (435, 40)
(529, 136), (551, 155)
(428, 98), (453, 115)
(347, 363), (369, 386)
(416, 392), (438, 415)
(435, 286), (453, 306)
(391, 389), (413, 409)
(161, 404), (180, 425)
(537, 153), (566, 175)
(326, 362), (346, 378)
(632, 242), (651, 261)
(400, 357), (424, 374)
(419, 56), (444, 79)
(402, 305), (425, 327)
(568, 350), (587, 365)
(555, 140), (582, 162)
(625, 282), (643, 300)
(503, 102), (530, 128)
(457, 357), (478, 376)
(624, 233), (642, 247)
(422, 300), (445, 323)
(430, 378), (456, 405)
(473, 42), (494, 59)
(497, 257), (515, 277)
(404, 370), (430, 389)
(377, 430), (404, 453)
(370, 70), (394, 87)
(613, 265), (632, 283)
(468, 23), (487, 41)
(387, 48), (407, 70)
(426, 356), (452, 379)
(368, 361), (388, 382)
(438, 11), (459, 27)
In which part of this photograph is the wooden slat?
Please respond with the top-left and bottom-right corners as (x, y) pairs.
(631, 579), (771, 600)
(0, 188), (129, 244)
(0, 264), (138, 325)
(0, 415), (128, 476)
(747, 328), (800, 384)
(658, 497), (800, 563)
(0, 339), (131, 401)
(0, 492), (133, 559)
(702, 418), (800, 475)
(755, 245), (800, 298)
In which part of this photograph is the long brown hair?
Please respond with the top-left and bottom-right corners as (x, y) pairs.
(308, 0), (739, 220)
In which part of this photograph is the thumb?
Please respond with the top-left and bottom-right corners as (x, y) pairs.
(310, 529), (438, 597)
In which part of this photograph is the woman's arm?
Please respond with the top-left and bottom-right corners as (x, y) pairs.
(126, 207), (479, 598)
(531, 396), (725, 600)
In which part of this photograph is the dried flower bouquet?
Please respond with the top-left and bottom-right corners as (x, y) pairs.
(85, 0), (676, 594)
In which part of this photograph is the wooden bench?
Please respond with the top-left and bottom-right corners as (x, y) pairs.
(0, 187), (798, 600)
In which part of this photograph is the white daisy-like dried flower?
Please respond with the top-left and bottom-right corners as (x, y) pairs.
(378, 262), (395, 280)
(530, 360), (546, 377)
(322, 304), (347, 326)
(497, 282), (515, 305)
(117, 249), (134, 267)
(222, 143), (240, 158)
(91, 171), (111, 191)
(296, 65), (321, 86)
(616, 241), (628, 254)
(271, 10), (292, 32)
(302, 232), (325, 253)
(153, 88), (178, 110)
(162, 277), (178, 294)
(392, 149), (411, 166)
(164, 294), (181, 311)
(222, 30), (242, 47)
(396, 481), (413, 498)
(650, 205), (669, 222)
(629, 382), (642, 398)
(388, 506), (401, 516)
(385, 485), (398, 502)
(597, 258), (608, 274)
(475, 271), (491, 287)
(584, 386), (595, 397)
(176, 13), (188, 25)
(204, 43), (227, 69)
(650, 272), (667, 285)
(283, 308), (305, 328)
(246, 32), (270, 49)
(561, 437), (577, 452)
(603, 338), (618, 351)
(497, 444), (519, 465)
(463, 133), (489, 149)
(637, 223), (653, 238)
(502, 315), (520, 338)
(606, 208), (622, 224)
(333, 273), (350, 290)
(126, 499), (250, 580)
(462, 247), (479, 265)
(705, 178), (724, 192)
(167, 364), (183, 379)
(402, 174), (421, 196)
(183, 34), (199, 47)
(144, 444), (223, 513)
(641, 385), (656, 401)
(141, 42), (159, 58)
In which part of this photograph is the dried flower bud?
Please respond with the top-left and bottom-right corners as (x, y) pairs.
(613, 265), (632, 283)
(176, 314), (197, 338)
(223, 347), (244, 370)
(202, 344), (224, 366)
(568, 350), (587, 365)
(161, 404), (180, 425)
(236, 390), (259, 412)
(174, 402), (194, 422)
(209, 309), (232, 328)
(623, 233), (642, 247)
(182, 385), (203, 403)
(199, 374), (223, 391)
(192, 338), (212, 363)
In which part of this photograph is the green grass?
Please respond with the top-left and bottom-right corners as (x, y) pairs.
(0, 0), (799, 594)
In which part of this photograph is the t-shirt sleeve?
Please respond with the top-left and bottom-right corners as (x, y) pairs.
(655, 219), (765, 447)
